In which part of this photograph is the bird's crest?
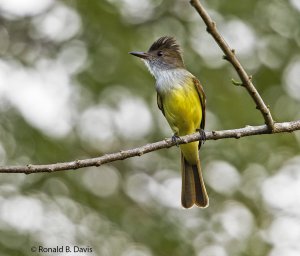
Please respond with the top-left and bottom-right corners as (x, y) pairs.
(148, 36), (182, 55)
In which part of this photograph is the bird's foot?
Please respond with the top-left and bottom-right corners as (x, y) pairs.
(196, 128), (206, 146)
(172, 134), (181, 147)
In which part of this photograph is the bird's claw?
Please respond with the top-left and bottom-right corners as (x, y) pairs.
(172, 134), (181, 147)
(196, 129), (206, 146)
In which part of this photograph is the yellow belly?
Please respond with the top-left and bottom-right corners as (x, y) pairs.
(161, 80), (202, 164)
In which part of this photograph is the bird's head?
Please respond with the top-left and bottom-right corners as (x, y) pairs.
(130, 36), (185, 77)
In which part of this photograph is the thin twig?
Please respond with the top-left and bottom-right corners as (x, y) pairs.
(1, 120), (299, 174)
(189, 0), (275, 131)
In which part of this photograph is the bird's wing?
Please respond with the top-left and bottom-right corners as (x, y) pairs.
(193, 77), (206, 130)
(157, 93), (165, 116)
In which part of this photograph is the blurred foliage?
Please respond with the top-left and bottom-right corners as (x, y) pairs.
(1, 0), (300, 255)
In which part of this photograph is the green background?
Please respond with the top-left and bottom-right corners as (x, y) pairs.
(1, 0), (300, 255)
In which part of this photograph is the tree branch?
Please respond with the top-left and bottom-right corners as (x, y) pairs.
(189, 0), (275, 131)
(1, 121), (299, 174)
(1, 1), (296, 175)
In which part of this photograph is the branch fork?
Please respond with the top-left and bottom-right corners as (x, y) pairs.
(190, 0), (275, 131)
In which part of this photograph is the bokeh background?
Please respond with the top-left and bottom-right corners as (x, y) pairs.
(0, 0), (300, 255)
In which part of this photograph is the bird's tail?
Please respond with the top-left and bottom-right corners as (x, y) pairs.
(181, 153), (209, 208)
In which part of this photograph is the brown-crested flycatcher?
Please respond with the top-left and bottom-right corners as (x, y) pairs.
(130, 36), (208, 208)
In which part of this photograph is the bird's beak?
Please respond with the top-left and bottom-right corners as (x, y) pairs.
(129, 51), (149, 59)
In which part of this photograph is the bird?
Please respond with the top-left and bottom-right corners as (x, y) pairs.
(130, 36), (208, 208)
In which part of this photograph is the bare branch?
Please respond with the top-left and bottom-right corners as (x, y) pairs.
(0, 1), (297, 175)
(1, 121), (299, 174)
(189, 0), (275, 130)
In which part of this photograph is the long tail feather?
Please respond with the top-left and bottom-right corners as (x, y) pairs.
(181, 153), (209, 208)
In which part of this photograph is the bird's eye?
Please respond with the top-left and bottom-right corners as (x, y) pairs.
(157, 50), (163, 56)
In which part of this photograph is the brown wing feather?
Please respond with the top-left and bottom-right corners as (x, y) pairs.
(193, 77), (206, 130)
(157, 93), (165, 116)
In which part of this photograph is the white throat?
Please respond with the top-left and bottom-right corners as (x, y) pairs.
(143, 61), (191, 94)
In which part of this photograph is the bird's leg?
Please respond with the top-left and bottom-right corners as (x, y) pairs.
(196, 128), (206, 146)
(172, 134), (181, 147)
